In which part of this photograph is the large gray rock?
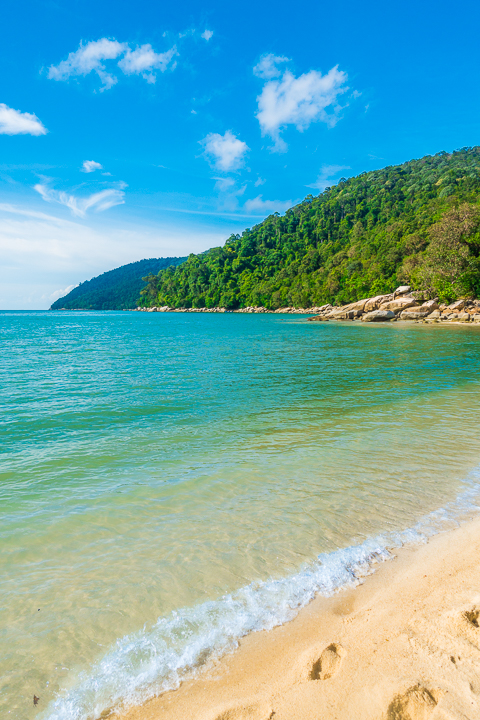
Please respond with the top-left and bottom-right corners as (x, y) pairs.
(446, 299), (466, 312)
(361, 309), (396, 322)
(364, 294), (393, 312)
(380, 297), (417, 314)
(421, 299), (439, 312)
(393, 285), (411, 297)
(328, 298), (368, 320)
(399, 304), (438, 320)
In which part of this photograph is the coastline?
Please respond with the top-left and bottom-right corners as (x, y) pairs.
(112, 514), (480, 720)
(132, 286), (480, 326)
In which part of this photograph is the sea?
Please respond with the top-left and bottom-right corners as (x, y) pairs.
(2, 310), (480, 720)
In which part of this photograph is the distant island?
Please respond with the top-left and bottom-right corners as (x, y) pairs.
(50, 257), (186, 311)
(140, 147), (480, 309)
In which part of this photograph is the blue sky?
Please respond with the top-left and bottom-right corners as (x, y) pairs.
(1, 0), (479, 308)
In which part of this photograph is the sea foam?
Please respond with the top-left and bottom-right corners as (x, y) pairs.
(42, 468), (480, 720)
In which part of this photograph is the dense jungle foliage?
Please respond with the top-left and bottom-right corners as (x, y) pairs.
(141, 147), (480, 308)
(51, 257), (186, 310)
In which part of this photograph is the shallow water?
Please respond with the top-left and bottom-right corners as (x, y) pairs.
(1, 312), (480, 720)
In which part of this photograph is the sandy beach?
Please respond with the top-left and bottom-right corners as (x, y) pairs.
(113, 516), (480, 720)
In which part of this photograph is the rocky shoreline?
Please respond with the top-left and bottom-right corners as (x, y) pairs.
(134, 287), (480, 324)
(306, 285), (480, 324)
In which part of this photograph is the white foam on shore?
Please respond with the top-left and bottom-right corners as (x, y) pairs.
(41, 468), (480, 720)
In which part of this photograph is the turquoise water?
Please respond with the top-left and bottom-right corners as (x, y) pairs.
(2, 311), (480, 720)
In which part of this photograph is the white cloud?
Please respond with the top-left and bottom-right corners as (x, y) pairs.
(50, 284), (77, 302)
(0, 202), (225, 309)
(0, 104), (47, 136)
(48, 38), (126, 90)
(244, 195), (292, 214)
(201, 130), (249, 172)
(82, 160), (103, 173)
(214, 177), (236, 192)
(48, 38), (177, 90)
(307, 164), (351, 192)
(213, 177), (247, 211)
(253, 53), (290, 80)
(201, 30), (213, 41)
(256, 64), (349, 151)
(117, 44), (177, 83)
(34, 183), (126, 217)
(254, 177), (266, 187)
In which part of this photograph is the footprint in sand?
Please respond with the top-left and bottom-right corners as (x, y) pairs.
(212, 701), (273, 720)
(448, 604), (480, 649)
(310, 643), (345, 680)
(463, 608), (480, 628)
(387, 685), (438, 720)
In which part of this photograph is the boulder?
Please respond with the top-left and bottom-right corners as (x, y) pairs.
(401, 299), (440, 321)
(457, 312), (471, 323)
(446, 299), (466, 312)
(393, 285), (411, 297)
(328, 298), (368, 320)
(361, 309), (396, 322)
(364, 294), (393, 312)
(307, 315), (329, 322)
(399, 306), (431, 320)
(421, 299), (439, 312)
(380, 297), (417, 313)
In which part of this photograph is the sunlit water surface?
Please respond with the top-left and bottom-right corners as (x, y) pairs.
(1, 312), (480, 720)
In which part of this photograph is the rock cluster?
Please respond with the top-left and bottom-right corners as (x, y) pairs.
(133, 289), (480, 323)
(307, 287), (480, 324)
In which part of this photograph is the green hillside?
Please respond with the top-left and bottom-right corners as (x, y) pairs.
(141, 148), (480, 309)
(51, 257), (186, 311)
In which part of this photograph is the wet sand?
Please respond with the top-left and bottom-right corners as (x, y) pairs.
(112, 515), (480, 720)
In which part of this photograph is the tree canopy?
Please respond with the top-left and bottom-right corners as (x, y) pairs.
(141, 147), (480, 309)
(51, 257), (186, 310)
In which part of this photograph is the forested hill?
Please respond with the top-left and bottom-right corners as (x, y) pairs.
(51, 257), (186, 310)
(141, 148), (480, 309)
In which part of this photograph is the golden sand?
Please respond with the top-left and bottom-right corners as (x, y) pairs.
(114, 516), (480, 720)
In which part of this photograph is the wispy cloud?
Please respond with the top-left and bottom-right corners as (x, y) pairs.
(255, 62), (350, 151)
(307, 164), (351, 192)
(201, 30), (213, 41)
(244, 195), (292, 214)
(48, 38), (126, 90)
(0, 103), (47, 136)
(213, 176), (247, 211)
(34, 182), (126, 217)
(48, 38), (177, 90)
(118, 44), (178, 83)
(0, 202), (224, 309)
(81, 160), (103, 173)
(254, 177), (266, 187)
(253, 53), (290, 80)
(201, 130), (249, 172)
(50, 283), (77, 302)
